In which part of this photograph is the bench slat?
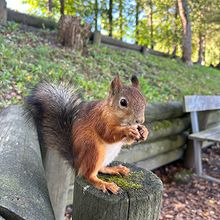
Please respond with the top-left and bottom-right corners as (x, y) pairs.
(189, 126), (220, 142)
(183, 96), (220, 112)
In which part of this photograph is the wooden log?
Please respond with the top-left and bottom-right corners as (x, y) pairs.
(72, 162), (163, 220)
(7, 9), (57, 29)
(0, 105), (55, 220)
(146, 48), (172, 58)
(0, 0), (7, 25)
(146, 101), (184, 122)
(44, 150), (74, 220)
(146, 116), (190, 142)
(117, 134), (186, 164)
(93, 31), (101, 46)
(101, 35), (142, 51)
(136, 148), (184, 170)
(198, 110), (220, 130)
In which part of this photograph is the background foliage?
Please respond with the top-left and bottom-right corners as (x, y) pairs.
(1, 22), (220, 108)
(22, 0), (220, 66)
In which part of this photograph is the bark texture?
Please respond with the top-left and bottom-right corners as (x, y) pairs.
(58, 15), (90, 52)
(178, 0), (192, 65)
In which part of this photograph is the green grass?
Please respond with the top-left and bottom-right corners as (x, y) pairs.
(1, 22), (220, 109)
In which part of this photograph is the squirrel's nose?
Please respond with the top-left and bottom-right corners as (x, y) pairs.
(136, 118), (144, 124)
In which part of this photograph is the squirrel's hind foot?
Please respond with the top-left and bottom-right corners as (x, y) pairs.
(100, 165), (130, 176)
(87, 175), (121, 194)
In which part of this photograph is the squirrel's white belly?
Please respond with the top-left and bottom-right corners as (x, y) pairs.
(103, 141), (124, 167)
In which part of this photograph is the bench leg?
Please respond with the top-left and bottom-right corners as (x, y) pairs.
(193, 140), (220, 184)
(201, 175), (220, 184)
(193, 140), (202, 175)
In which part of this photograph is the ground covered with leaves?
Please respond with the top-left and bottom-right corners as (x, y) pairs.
(155, 144), (220, 220)
(1, 22), (220, 109)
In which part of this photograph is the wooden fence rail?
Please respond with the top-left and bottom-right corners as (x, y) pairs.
(0, 106), (55, 220)
(7, 9), (57, 29)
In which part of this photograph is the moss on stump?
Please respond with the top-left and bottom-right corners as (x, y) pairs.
(73, 161), (163, 220)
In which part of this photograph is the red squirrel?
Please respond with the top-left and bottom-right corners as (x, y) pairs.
(26, 75), (148, 194)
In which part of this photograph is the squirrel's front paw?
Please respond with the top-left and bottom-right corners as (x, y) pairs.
(137, 125), (149, 141)
(124, 126), (141, 141)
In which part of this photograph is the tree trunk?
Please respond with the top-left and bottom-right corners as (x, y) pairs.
(135, 2), (139, 44)
(48, 0), (53, 12)
(197, 32), (205, 64)
(59, 0), (65, 15)
(172, 0), (178, 57)
(149, 0), (154, 49)
(108, 0), (113, 37)
(119, 0), (123, 40)
(94, 0), (98, 31)
(177, 0), (192, 65)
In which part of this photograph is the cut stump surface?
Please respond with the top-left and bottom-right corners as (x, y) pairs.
(73, 162), (163, 220)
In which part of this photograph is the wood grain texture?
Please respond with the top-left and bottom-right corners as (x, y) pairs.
(7, 9), (57, 29)
(146, 116), (190, 142)
(189, 126), (220, 142)
(183, 96), (220, 112)
(72, 162), (163, 220)
(146, 101), (184, 122)
(136, 148), (184, 171)
(117, 134), (186, 164)
(0, 105), (55, 220)
(101, 35), (142, 51)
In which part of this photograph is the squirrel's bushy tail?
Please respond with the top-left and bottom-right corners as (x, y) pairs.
(25, 82), (82, 166)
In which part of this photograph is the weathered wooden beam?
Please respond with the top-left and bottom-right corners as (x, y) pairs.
(136, 148), (184, 170)
(146, 101), (184, 122)
(183, 95), (220, 112)
(0, 105), (55, 220)
(146, 48), (172, 58)
(146, 116), (190, 142)
(117, 134), (186, 163)
(101, 35), (142, 51)
(199, 110), (220, 130)
(44, 150), (74, 220)
(72, 162), (163, 220)
(7, 9), (57, 29)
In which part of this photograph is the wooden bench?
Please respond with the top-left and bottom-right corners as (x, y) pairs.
(183, 96), (220, 183)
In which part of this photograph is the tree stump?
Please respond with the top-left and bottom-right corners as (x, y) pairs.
(73, 162), (163, 220)
(58, 15), (90, 52)
(0, 0), (7, 25)
(0, 105), (55, 220)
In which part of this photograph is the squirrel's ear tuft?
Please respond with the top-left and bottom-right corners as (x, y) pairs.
(131, 75), (140, 89)
(110, 74), (122, 95)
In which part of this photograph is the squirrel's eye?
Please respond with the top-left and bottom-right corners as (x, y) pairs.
(120, 98), (128, 108)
